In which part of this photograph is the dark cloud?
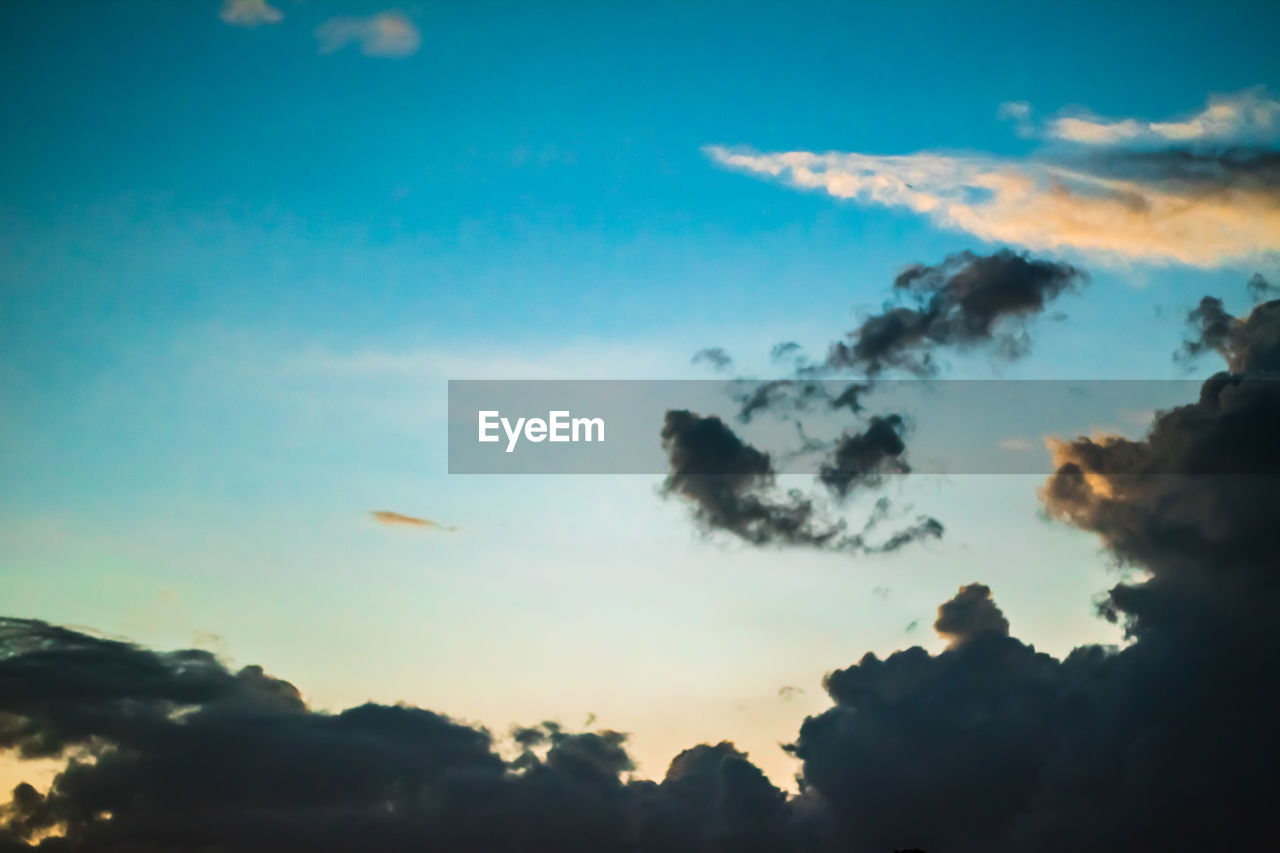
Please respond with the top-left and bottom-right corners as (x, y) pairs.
(818, 416), (910, 499)
(932, 583), (1010, 647)
(0, 619), (796, 853)
(665, 250), (1080, 558)
(660, 410), (941, 555)
(1180, 295), (1280, 374)
(692, 347), (734, 372)
(782, 291), (1280, 851)
(1247, 272), (1278, 302)
(1085, 147), (1280, 192)
(823, 250), (1085, 376)
(659, 409), (856, 552)
(769, 341), (804, 364)
(730, 380), (868, 424)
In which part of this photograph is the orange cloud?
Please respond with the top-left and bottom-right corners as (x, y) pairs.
(370, 511), (455, 531)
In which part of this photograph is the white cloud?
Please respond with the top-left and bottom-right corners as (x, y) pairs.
(1046, 89), (1280, 146)
(704, 144), (1280, 267)
(316, 11), (421, 58)
(996, 101), (1034, 138)
(219, 0), (283, 28)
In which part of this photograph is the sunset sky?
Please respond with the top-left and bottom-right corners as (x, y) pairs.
(2, 4), (1279, 849)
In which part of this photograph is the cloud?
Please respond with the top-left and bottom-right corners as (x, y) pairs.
(1045, 88), (1280, 146)
(219, 0), (282, 27)
(370, 510), (456, 531)
(0, 618), (793, 852)
(996, 100), (1034, 138)
(316, 11), (421, 58)
(821, 250), (1085, 375)
(1178, 294), (1280, 374)
(662, 249), (1077, 553)
(932, 583), (1010, 648)
(1247, 272), (1278, 302)
(691, 347), (734, 372)
(6, 326), (1280, 850)
(658, 410), (941, 555)
(817, 415), (910, 498)
(705, 143), (1280, 266)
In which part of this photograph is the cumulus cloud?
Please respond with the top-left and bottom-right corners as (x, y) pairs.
(707, 144), (1280, 266)
(370, 510), (456, 531)
(218, 0), (283, 27)
(1045, 88), (1280, 146)
(932, 582), (1010, 647)
(316, 11), (422, 58)
(0, 617), (797, 852)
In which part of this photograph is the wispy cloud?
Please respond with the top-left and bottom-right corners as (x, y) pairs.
(705, 143), (1280, 267)
(1043, 88), (1280, 146)
(316, 11), (421, 58)
(219, 0), (283, 28)
(370, 510), (456, 531)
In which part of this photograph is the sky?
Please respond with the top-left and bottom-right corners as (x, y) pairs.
(2, 3), (1279, 847)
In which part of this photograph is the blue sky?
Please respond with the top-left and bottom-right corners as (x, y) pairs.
(2, 1), (1278, 787)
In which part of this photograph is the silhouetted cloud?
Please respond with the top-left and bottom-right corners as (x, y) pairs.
(659, 410), (940, 556)
(692, 347), (734, 372)
(1178, 295), (1280, 374)
(821, 251), (1085, 375)
(933, 583), (1010, 648)
(818, 416), (910, 497)
(0, 616), (799, 853)
(659, 410), (849, 551)
(1247, 272), (1278, 302)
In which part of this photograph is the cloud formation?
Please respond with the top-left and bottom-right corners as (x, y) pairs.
(0, 616), (800, 852)
(932, 582), (1010, 648)
(707, 144), (1280, 266)
(822, 250), (1085, 375)
(316, 12), (422, 58)
(659, 410), (942, 555)
(1178, 294), (1280, 374)
(1042, 88), (1280, 146)
(5, 317), (1280, 851)
(219, 0), (283, 27)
